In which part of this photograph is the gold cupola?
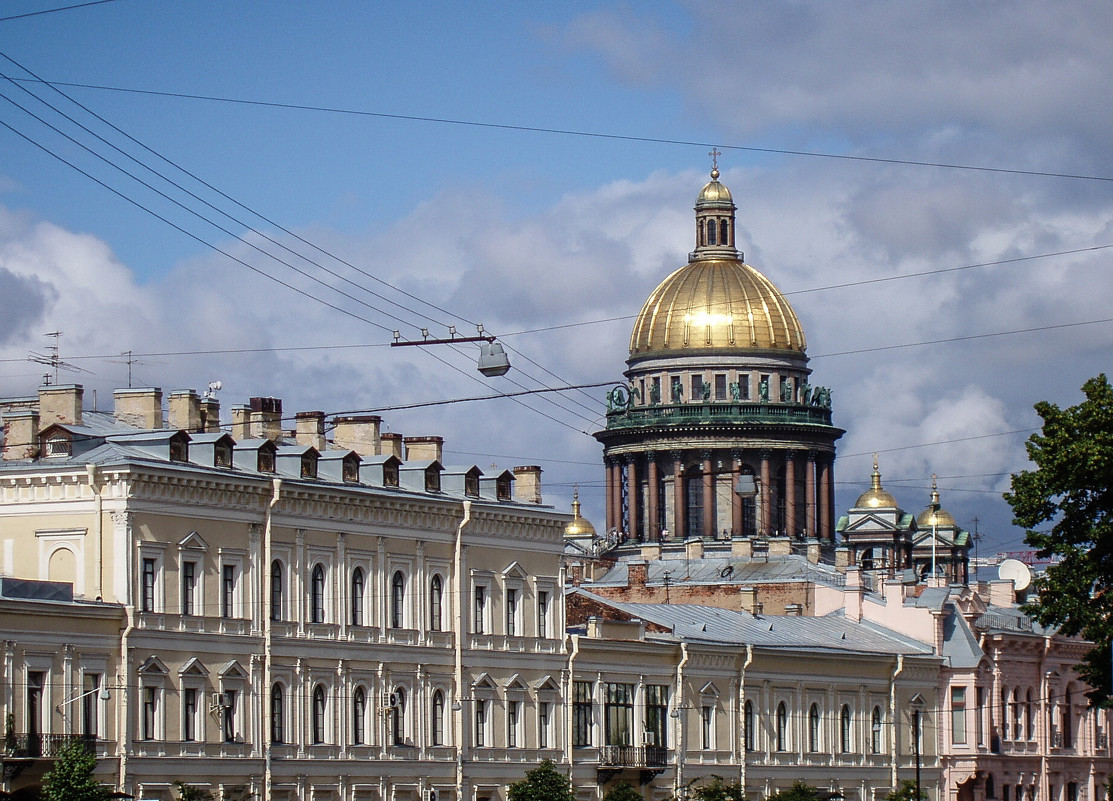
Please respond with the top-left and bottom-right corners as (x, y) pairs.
(916, 474), (956, 528)
(564, 487), (597, 539)
(855, 455), (900, 509)
(628, 166), (806, 359)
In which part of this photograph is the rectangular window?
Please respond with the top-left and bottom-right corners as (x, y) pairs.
(506, 588), (518, 636)
(221, 564), (236, 619)
(645, 685), (668, 748)
(1003, 786), (1010, 801)
(26, 672), (43, 740)
(183, 688), (197, 741)
(508, 700), (520, 747)
(537, 591), (549, 638)
(142, 687), (158, 740)
(779, 376), (790, 402)
(473, 586), (486, 634)
(691, 375), (704, 401)
(82, 673), (100, 738)
(604, 683), (634, 747)
(142, 557), (156, 612)
(976, 686), (985, 746)
(223, 689), (237, 742)
(714, 373), (727, 400)
(475, 700), (487, 747)
(952, 686), (968, 744)
(573, 681), (593, 747)
(651, 376), (661, 404)
(701, 705), (713, 750)
(181, 561), (196, 616)
(539, 701), (551, 749)
(738, 373), (750, 400)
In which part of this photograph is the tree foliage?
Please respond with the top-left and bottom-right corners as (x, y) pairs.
(603, 782), (644, 801)
(507, 760), (575, 801)
(175, 781), (215, 801)
(764, 783), (821, 801)
(885, 780), (926, 801)
(1005, 373), (1113, 705)
(691, 777), (747, 801)
(41, 739), (107, 801)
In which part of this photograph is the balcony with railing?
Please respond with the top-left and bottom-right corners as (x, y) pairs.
(3, 733), (96, 760)
(604, 401), (834, 431)
(595, 744), (671, 784)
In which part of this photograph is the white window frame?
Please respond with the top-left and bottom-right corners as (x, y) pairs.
(137, 545), (166, 613)
(218, 550), (246, 620)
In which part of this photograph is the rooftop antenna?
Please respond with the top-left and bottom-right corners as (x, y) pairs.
(106, 350), (153, 388)
(204, 380), (223, 399)
(29, 331), (84, 385)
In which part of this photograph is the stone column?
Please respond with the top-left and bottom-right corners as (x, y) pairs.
(626, 457), (639, 540)
(819, 457), (832, 542)
(759, 451), (771, 536)
(785, 451), (797, 538)
(805, 451), (817, 539)
(647, 454), (660, 542)
(672, 452), (686, 540)
(731, 452), (743, 536)
(606, 458), (620, 533)
(702, 453), (715, 540)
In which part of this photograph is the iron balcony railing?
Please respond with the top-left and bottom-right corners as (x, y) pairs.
(599, 745), (669, 768)
(3, 733), (96, 759)
(605, 401), (833, 430)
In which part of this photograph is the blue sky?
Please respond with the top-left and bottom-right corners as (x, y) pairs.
(3, 1), (1113, 558)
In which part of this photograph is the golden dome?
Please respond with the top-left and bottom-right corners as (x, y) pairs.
(855, 455), (899, 509)
(629, 259), (806, 356)
(564, 488), (597, 538)
(697, 168), (733, 206)
(916, 475), (956, 527)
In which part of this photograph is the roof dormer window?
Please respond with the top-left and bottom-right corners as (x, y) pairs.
(45, 434), (71, 458)
(214, 441), (232, 468)
(496, 476), (512, 501)
(465, 473), (480, 498)
(301, 453), (318, 479)
(258, 449), (275, 474)
(342, 454), (359, 483)
(425, 467), (440, 493)
(383, 463), (399, 488)
(169, 433), (189, 463)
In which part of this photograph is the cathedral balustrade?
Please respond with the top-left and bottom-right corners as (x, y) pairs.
(605, 402), (833, 430)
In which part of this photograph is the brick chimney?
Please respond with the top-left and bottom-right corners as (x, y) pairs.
(295, 411), (326, 451)
(38, 384), (83, 428)
(200, 397), (221, 433)
(168, 390), (202, 432)
(114, 388), (163, 429)
(570, 563), (584, 587)
(249, 397), (282, 441)
(739, 586), (758, 614)
(231, 405), (251, 440)
(332, 415), (381, 456)
(2, 409), (39, 460)
(513, 465), (542, 504)
(628, 561), (648, 589)
(380, 432), (404, 459)
(405, 435), (443, 463)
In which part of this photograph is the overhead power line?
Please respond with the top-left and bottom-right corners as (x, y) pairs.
(9, 77), (1113, 184)
(0, 1), (119, 23)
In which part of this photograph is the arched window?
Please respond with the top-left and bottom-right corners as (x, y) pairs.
(270, 683), (284, 744)
(1026, 689), (1035, 740)
(310, 564), (325, 624)
(312, 685), (326, 744)
(707, 219), (717, 245)
(808, 703), (820, 752)
(351, 567), (365, 626)
(391, 687), (406, 745)
(430, 575), (443, 631)
(1001, 688), (1010, 739)
(744, 700), (754, 751)
(861, 547), (875, 571)
(1064, 688), (1074, 748)
(840, 705), (852, 753)
(776, 702), (787, 751)
(352, 687), (366, 745)
(391, 571), (405, 629)
(1012, 688), (1022, 740)
(431, 690), (445, 746)
(986, 775), (996, 799)
(871, 706), (882, 754)
(698, 220), (705, 246)
(270, 560), (283, 622)
(721, 219), (730, 246)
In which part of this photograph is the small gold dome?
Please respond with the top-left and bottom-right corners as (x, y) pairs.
(916, 475), (956, 527)
(564, 489), (597, 538)
(855, 455), (899, 509)
(697, 170), (733, 206)
(629, 259), (806, 356)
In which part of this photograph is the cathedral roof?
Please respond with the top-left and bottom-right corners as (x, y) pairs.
(916, 476), (957, 528)
(563, 488), (596, 538)
(854, 456), (899, 509)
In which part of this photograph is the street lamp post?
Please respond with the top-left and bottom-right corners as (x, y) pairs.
(909, 695), (925, 801)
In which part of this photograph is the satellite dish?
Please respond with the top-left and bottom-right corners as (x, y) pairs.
(998, 558), (1032, 591)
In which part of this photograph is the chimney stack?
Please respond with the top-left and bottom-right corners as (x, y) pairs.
(380, 432), (404, 460)
(512, 465), (542, 504)
(231, 405), (251, 441)
(38, 384), (83, 429)
(114, 388), (163, 429)
(2, 409), (39, 460)
(405, 435), (443, 463)
(295, 411), (326, 451)
(628, 561), (648, 589)
(332, 415), (381, 456)
(168, 390), (202, 432)
(200, 397), (221, 433)
(249, 397), (282, 441)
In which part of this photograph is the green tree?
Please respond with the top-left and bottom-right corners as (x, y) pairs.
(1005, 373), (1113, 705)
(885, 780), (926, 801)
(764, 782), (820, 801)
(507, 760), (574, 801)
(603, 782), (644, 801)
(41, 739), (107, 801)
(691, 777), (746, 801)
(174, 781), (215, 801)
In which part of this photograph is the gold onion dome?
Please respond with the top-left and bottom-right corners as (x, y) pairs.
(629, 167), (806, 357)
(855, 455), (899, 509)
(916, 475), (956, 528)
(564, 488), (597, 538)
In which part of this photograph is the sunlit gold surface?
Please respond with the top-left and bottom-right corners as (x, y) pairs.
(564, 490), (597, 538)
(916, 507), (956, 527)
(629, 259), (806, 356)
(697, 177), (733, 206)
(855, 461), (899, 509)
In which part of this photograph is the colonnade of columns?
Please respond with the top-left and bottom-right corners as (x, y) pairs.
(604, 449), (836, 543)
